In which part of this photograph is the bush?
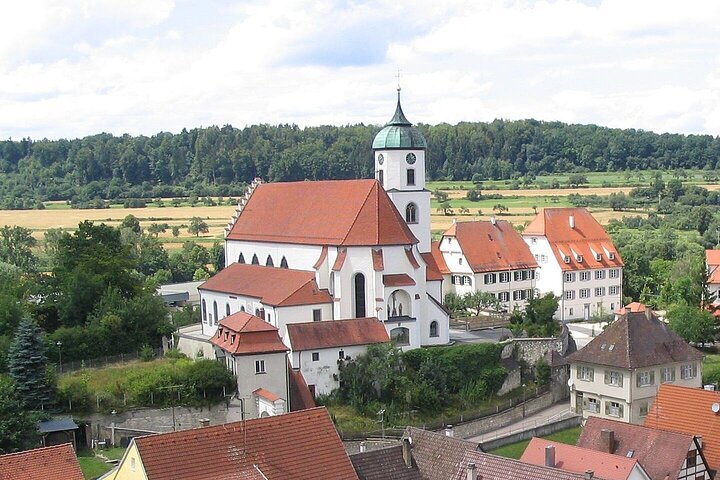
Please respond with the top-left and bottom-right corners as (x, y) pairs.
(139, 345), (155, 362)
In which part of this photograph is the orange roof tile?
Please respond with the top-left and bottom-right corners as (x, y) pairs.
(578, 416), (699, 480)
(645, 384), (720, 472)
(133, 407), (358, 480)
(313, 246), (328, 269)
(420, 250), (444, 281)
(616, 302), (646, 315)
(286, 318), (389, 351)
(450, 220), (537, 273)
(332, 248), (347, 271)
(199, 263), (332, 307)
(0, 444), (83, 480)
(227, 179), (417, 246)
(524, 208), (624, 272)
(429, 241), (450, 274)
(383, 273), (416, 287)
(372, 249), (384, 271)
(211, 312), (288, 356)
(521, 438), (640, 480)
(253, 388), (280, 402)
(405, 247), (420, 269)
(707, 250), (720, 284)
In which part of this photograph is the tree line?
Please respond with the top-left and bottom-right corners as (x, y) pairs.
(2, 119), (720, 207)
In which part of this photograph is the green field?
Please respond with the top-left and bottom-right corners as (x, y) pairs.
(488, 426), (582, 459)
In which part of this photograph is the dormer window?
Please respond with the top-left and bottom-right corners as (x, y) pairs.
(564, 256), (571, 264)
(576, 254), (583, 263)
(608, 252), (615, 260)
(231, 334), (236, 345)
(595, 253), (602, 261)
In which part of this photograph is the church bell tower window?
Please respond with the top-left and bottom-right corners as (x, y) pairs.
(406, 169), (415, 186)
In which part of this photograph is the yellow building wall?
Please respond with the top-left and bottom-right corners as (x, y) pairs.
(109, 443), (148, 480)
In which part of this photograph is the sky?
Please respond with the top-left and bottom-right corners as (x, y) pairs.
(2, 0), (720, 139)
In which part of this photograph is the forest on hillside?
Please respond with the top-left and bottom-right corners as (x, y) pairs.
(1, 119), (720, 208)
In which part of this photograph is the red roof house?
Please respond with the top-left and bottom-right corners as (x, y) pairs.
(0, 443), (83, 480)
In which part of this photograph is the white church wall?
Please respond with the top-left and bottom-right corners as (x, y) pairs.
(225, 240), (323, 273)
(291, 344), (369, 396)
(274, 303), (333, 338)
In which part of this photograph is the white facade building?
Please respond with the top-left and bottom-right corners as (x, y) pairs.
(523, 208), (624, 321)
(433, 219), (538, 311)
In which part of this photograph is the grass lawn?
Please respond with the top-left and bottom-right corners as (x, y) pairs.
(59, 357), (175, 393)
(488, 426), (582, 460)
(703, 353), (720, 384)
(77, 449), (114, 480)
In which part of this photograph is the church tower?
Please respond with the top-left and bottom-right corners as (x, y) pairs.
(372, 89), (431, 252)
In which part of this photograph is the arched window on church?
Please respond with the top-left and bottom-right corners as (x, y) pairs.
(405, 203), (417, 224)
(251, 254), (259, 265)
(202, 299), (207, 323)
(430, 321), (439, 338)
(280, 256), (288, 268)
(390, 327), (410, 346)
(226, 303), (231, 317)
(213, 301), (218, 326)
(266, 255), (274, 267)
(238, 253), (245, 264)
(240, 305), (245, 312)
(353, 273), (366, 318)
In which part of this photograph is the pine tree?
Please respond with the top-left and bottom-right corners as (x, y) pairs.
(7, 318), (55, 410)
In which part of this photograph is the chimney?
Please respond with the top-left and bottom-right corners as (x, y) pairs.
(490, 216), (496, 225)
(199, 418), (210, 427)
(402, 437), (412, 468)
(466, 463), (477, 480)
(544, 445), (555, 467)
(452, 218), (457, 224)
(600, 429), (614, 454)
(359, 441), (366, 453)
(569, 214), (575, 229)
(645, 308), (652, 320)
(584, 471), (594, 480)
(445, 425), (454, 437)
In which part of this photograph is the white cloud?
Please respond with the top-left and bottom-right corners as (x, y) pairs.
(1, 0), (720, 138)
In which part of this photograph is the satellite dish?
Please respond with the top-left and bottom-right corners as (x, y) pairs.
(567, 378), (574, 387)
(711, 403), (720, 414)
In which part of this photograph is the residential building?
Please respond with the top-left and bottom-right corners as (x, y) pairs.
(351, 426), (614, 480)
(285, 317), (389, 396)
(645, 384), (720, 477)
(520, 438), (651, 480)
(434, 219), (538, 311)
(210, 311), (289, 418)
(567, 307), (704, 424)
(523, 208), (624, 321)
(578, 416), (711, 480)
(0, 443), (83, 480)
(706, 249), (720, 303)
(107, 407), (358, 480)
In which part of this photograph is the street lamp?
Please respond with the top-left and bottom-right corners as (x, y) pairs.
(56, 341), (63, 374)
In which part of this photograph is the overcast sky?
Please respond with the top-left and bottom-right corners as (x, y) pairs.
(2, 0), (720, 139)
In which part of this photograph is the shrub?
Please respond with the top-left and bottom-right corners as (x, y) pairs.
(139, 345), (155, 362)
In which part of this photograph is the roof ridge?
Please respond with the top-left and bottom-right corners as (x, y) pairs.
(0, 443), (73, 458)
(275, 277), (316, 306)
(341, 181), (376, 245)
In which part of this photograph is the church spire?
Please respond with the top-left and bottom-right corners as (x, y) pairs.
(387, 87), (411, 126)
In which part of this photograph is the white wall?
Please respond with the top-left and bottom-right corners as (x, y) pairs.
(289, 344), (369, 396)
(232, 351), (288, 419)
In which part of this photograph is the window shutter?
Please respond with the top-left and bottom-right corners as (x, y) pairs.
(618, 404), (624, 418)
(576, 367), (581, 379)
(604, 371), (610, 385)
(589, 369), (594, 381)
(582, 397), (588, 409)
(649, 371), (655, 385)
(671, 368), (676, 381)
(692, 364), (697, 377)
(605, 401), (610, 415)
(618, 374), (623, 387)
(636, 373), (641, 387)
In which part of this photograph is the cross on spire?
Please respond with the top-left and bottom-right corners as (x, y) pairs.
(395, 68), (402, 97)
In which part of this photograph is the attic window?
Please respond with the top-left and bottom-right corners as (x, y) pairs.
(231, 334), (236, 345)
(564, 256), (571, 264)
(595, 253), (602, 261)
(217, 328), (223, 337)
(224, 332), (229, 341)
(608, 252), (615, 260)
(576, 254), (583, 263)
(626, 450), (634, 458)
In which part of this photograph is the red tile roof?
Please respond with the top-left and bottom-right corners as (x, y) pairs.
(372, 249), (384, 271)
(211, 312), (288, 355)
(447, 220), (537, 273)
(645, 384), (720, 472)
(227, 179), (417, 246)
(199, 263), (332, 307)
(313, 246), (328, 269)
(286, 318), (389, 351)
(567, 310), (704, 369)
(132, 407), (358, 480)
(521, 438), (640, 480)
(578, 416), (698, 480)
(288, 367), (316, 411)
(0, 443), (83, 480)
(383, 273), (416, 287)
(253, 388), (280, 402)
(616, 302), (646, 315)
(706, 250), (720, 283)
(420, 251), (444, 281)
(405, 247), (421, 269)
(524, 208), (624, 271)
(332, 248), (347, 271)
(429, 241), (450, 274)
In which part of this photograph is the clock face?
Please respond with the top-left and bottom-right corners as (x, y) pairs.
(406, 153), (417, 164)
(377, 153), (384, 165)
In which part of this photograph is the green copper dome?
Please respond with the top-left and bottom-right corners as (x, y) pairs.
(372, 93), (427, 150)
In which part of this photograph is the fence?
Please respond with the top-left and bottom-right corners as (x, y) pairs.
(337, 384), (549, 441)
(56, 347), (164, 374)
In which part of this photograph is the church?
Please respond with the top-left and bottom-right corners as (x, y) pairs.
(196, 91), (450, 351)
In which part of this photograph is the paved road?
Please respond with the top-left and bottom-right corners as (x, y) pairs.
(450, 327), (513, 344)
(467, 402), (576, 444)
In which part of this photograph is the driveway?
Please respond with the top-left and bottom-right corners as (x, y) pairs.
(450, 327), (513, 344)
(467, 402), (576, 444)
